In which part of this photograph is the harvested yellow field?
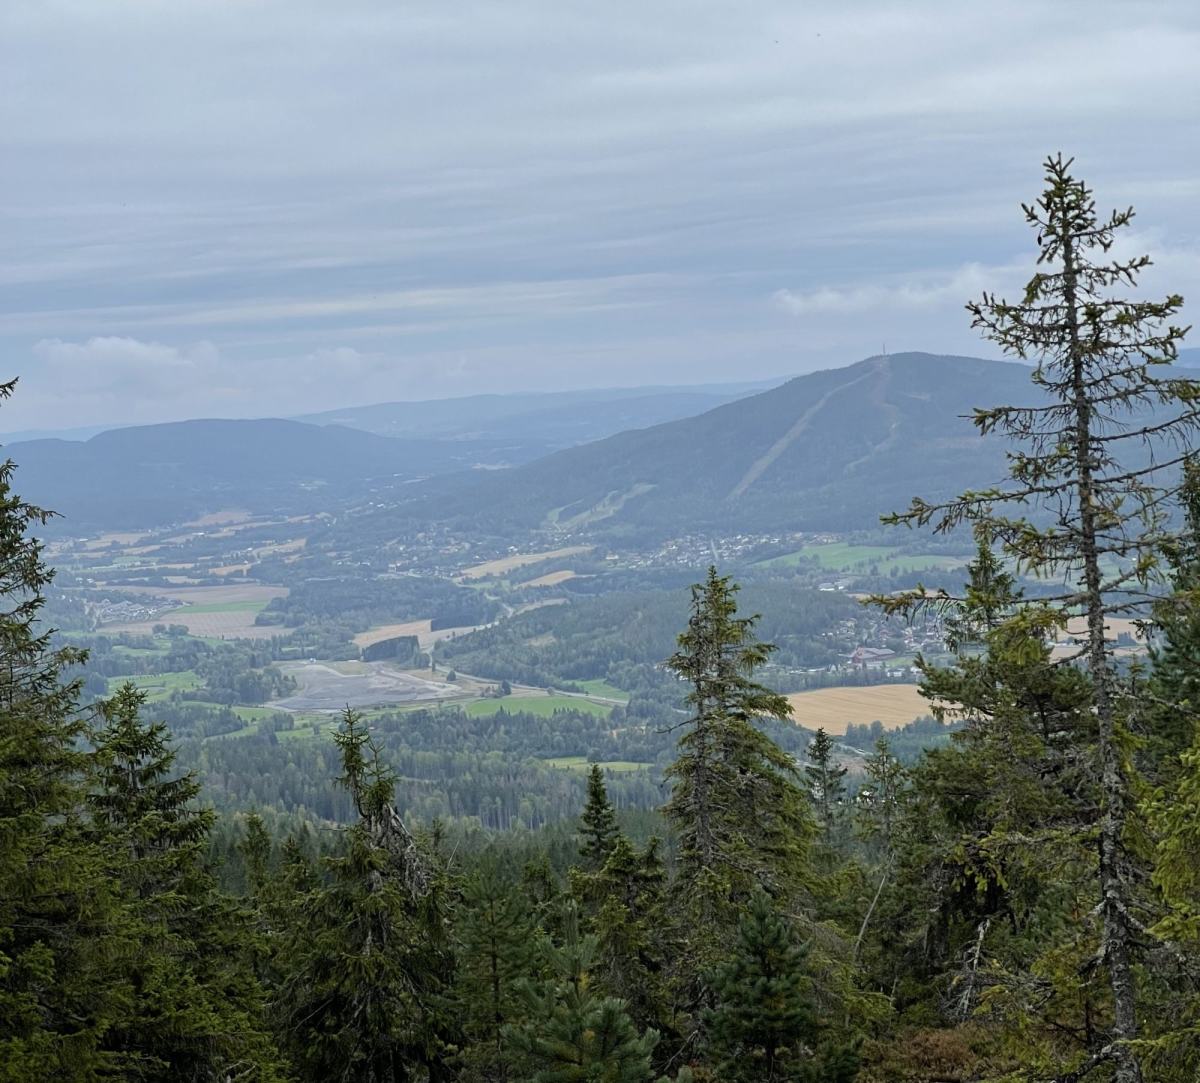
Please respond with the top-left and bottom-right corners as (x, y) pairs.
(461, 546), (592, 580)
(786, 684), (939, 736)
(85, 532), (146, 549)
(1063, 616), (1145, 640)
(525, 570), (576, 588)
(353, 620), (433, 649)
(353, 619), (482, 651)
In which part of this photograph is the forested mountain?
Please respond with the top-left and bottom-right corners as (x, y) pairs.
(390, 352), (1034, 539)
(4, 354), (1035, 539)
(5, 418), (530, 532)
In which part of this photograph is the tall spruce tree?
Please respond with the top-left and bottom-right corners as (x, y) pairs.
(0, 385), (134, 1078)
(663, 567), (814, 937)
(278, 709), (452, 1082)
(867, 537), (1099, 1060)
(879, 155), (1200, 1083)
(804, 729), (848, 855)
(579, 764), (620, 872)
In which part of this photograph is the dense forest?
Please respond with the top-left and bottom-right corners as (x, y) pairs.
(6, 162), (1200, 1083)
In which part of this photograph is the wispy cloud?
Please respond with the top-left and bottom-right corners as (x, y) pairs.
(1, 0), (1198, 428)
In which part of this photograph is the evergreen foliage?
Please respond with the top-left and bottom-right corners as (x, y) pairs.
(90, 682), (282, 1080)
(705, 889), (816, 1081)
(663, 567), (815, 933)
(278, 708), (452, 1082)
(503, 908), (658, 1083)
(451, 863), (542, 1081)
(0, 397), (133, 1078)
(804, 728), (848, 855)
(579, 764), (620, 871)
(877, 155), (1200, 1082)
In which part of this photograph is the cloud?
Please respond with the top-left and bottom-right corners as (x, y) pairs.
(0, 1), (1197, 428)
(32, 337), (217, 390)
(772, 262), (1025, 318)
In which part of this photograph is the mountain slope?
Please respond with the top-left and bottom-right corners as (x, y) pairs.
(7, 418), (528, 532)
(412, 353), (1037, 537)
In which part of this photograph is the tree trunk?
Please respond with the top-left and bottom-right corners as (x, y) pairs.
(1064, 233), (1142, 1083)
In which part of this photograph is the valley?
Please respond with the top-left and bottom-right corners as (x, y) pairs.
(37, 350), (1161, 835)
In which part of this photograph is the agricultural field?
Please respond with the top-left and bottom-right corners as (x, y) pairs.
(760, 542), (965, 574)
(106, 670), (201, 702)
(575, 678), (630, 703)
(524, 570), (577, 588)
(459, 545), (592, 580)
(100, 583), (287, 639)
(540, 756), (651, 773)
(786, 683), (940, 736)
(353, 619), (481, 651)
(462, 694), (613, 719)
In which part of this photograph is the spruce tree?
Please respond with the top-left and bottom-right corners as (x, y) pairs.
(504, 907), (658, 1083)
(0, 392), (133, 1078)
(452, 863), (542, 1081)
(704, 889), (816, 1082)
(579, 763), (619, 871)
(90, 681), (282, 1081)
(590, 836), (671, 1037)
(854, 738), (905, 860)
(278, 709), (452, 1081)
(881, 155), (1200, 1082)
(663, 567), (814, 933)
(804, 728), (847, 855)
(239, 811), (274, 897)
(868, 537), (1099, 1044)
(1146, 456), (1200, 770)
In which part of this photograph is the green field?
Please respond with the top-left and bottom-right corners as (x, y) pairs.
(107, 669), (201, 701)
(463, 695), (613, 718)
(541, 756), (650, 773)
(112, 643), (170, 657)
(230, 705), (287, 722)
(575, 679), (630, 702)
(760, 542), (965, 574)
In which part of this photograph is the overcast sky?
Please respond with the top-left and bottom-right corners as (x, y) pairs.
(3, 0), (1199, 431)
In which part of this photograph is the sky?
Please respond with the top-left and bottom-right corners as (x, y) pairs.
(3, 0), (1200, 431)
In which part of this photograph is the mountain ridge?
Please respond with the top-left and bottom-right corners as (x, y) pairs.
(384, 352), (1038, 539)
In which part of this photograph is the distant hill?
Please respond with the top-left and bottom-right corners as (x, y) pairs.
(7, 418), (531, 533)
(294, 380), (776, 447)
(398, 353), (1040, 538)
